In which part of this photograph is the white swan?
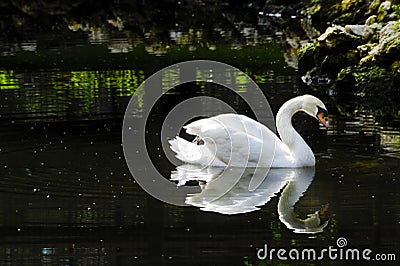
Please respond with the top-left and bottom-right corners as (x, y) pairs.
(169, 95), (328, 167)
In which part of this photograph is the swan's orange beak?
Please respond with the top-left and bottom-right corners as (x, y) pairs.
(317, 112), (329, 127)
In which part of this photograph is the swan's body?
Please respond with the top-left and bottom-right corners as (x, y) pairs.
(169, 95), (328, 168)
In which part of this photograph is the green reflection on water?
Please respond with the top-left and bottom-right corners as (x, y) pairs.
(162, 68), (181, 93)
(1, 63), (292, 121)
(0, 69), (147, 119)
(235, 70), (251, 93)
(0, 70), (20, 90)
(69, 69), (146, 98)
(71, 71), (98, 112)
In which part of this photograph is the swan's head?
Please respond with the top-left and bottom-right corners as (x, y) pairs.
(300, 95), (328, 127)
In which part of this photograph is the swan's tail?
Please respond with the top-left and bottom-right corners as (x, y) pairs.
(169, 137), (201, 163)
(169, 137), (224, 166)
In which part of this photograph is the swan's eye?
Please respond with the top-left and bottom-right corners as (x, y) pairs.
(316, 106), (328, 117)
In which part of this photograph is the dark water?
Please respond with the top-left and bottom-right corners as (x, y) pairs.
(1, 72), (399, 266)
(1, 5), (400, 265)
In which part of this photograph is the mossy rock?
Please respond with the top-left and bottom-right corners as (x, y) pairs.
(391, 60), (400, 73)
(336, 66), (357, 90)
(308, 0), (321, 15)
(365, 15), (378, 25)
(336, 66), (399, 94)
(368, 0), (382, 14)
(299, 0), (400, 97)
(377, 1), (392, 22)
(341, 0), (365, 11)
(333, 12), (354, 25)
(320, 53), (350, 74)
(297, 42), (317, 59)
(346, 50), (360, 64)
(309, 0), (381, 27)
(353, 66), (391, 85)
(297, 42), (319, 74)
(393, 4), (400, 17)
(317, 25), (361, 51)
(370, 20), (400, 66)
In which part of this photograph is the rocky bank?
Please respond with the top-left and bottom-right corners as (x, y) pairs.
(298, 0), (400, 96)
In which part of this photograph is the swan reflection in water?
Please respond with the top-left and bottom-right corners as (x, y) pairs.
(171, 165), (329, 234)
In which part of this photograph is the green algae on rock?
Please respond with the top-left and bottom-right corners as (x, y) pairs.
(298, 0), (400, 95)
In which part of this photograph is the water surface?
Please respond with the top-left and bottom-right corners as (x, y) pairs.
(0, 6), (399, 265)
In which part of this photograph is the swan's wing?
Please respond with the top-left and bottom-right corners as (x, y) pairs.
(184, 114), (291, 166)
(169, 136), (226, 166)
(227, 129), (288, 166)
(230, 114), (292, 164)
(212, 114), (273, 139)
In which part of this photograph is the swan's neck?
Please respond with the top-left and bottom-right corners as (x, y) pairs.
(276, 98), (314, 165)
